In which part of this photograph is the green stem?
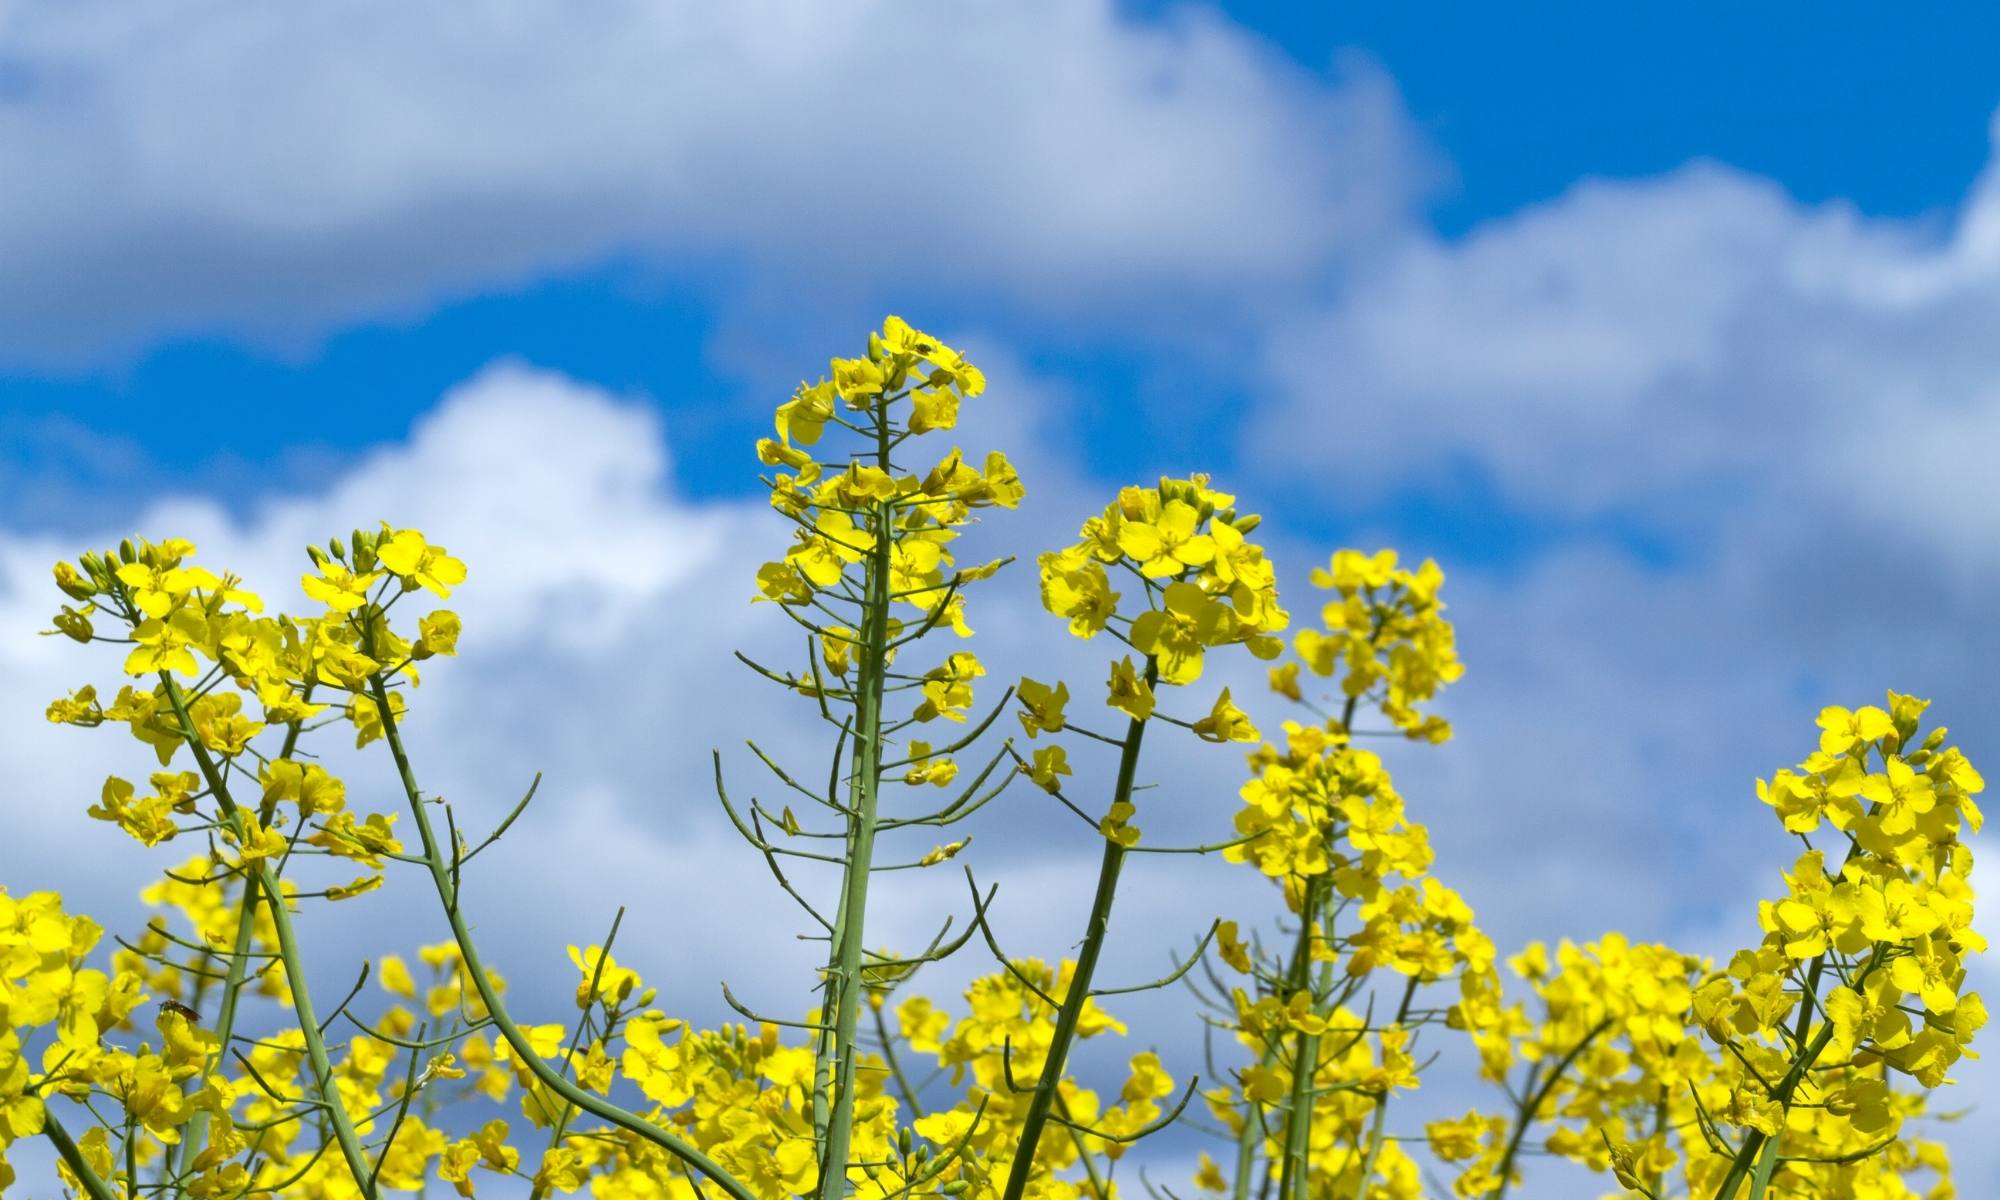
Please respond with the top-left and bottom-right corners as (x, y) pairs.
(1712, 952), (1877, 1200)
(998, 663), (1155, 1200)
(1269, 694), (1359, 1200)
(1229, 1061), (1276, 1200)
(44, 1108), (120, 1200)
(816, 420), (897, 1200)
(1347, 976), (1421, 1200)
(1490, 1018), (1611, 1200)
(1275, 875), (1330, 1200)
(168, 707), (308, 1197)
(811, 854), (852, 1153)
(158, 673), (378, 1197)
(363, 676), (761, 1200)
(527, 911), (625, 1200)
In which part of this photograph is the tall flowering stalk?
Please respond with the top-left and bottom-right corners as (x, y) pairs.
(734, 317), (1019, 1197)
(994, 476), (1291, 1200)
(1187, 550), (1486, 1200)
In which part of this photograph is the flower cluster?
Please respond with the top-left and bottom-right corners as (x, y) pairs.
(1280, 548), (1461, 742)
(1195, 555), (1483, 1200)
(1428, 697), (1984, 1199)
(754, 315), (1015, 648)
(1037, 474), (1286, 686)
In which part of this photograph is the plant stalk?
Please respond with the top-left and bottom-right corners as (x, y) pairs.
(815, 411), (898, 1199)
(363, 674), (763, 1200)
(998, 661), (1156, 1200)
(159, 673), (378, 1197)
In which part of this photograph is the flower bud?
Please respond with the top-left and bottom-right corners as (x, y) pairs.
(53, 560), (95, 601)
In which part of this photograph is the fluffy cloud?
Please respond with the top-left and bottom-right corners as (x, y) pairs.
(1256, 120), (2000, 544)
(0, 0), (1426, 365)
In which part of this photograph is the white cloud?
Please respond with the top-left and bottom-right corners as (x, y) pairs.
(1255, 118), (2000, 556)
(0, 0), (1427, 365)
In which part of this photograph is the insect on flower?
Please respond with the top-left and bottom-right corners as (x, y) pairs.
(158, 999), (201, 1025)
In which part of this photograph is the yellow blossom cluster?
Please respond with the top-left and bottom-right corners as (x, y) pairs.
(1428, 696), (1984, 1199)
(754, 316), (1015, 648)
(1038, 474), (1286, 686)
(1281, 548), (1461, 743)
(1195, 557), (1487, 1200)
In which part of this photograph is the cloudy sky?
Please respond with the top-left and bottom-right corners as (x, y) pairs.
(3, 2), (1998, 1194)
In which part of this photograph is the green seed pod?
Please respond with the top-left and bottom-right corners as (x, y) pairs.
(54, 607), (93, 643)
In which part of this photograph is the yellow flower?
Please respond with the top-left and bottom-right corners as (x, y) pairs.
(415, 610), (462, 658)
(1192, 688), (1259, 744)
(1117, 499), (1215, 577)
(788, 510), (875, 588)
(1025, 746), (1071, 793)
(302, 562), (379, 612)
(1099, 799), (1140, 847)
(774, 379), (836, 446)
(918, 837), (972, 867)
(914, 653), (984, 723)
(376, 528), (468, 599)
(1130, 581), (1233, 685)
(224, 815), (288, 863)
(1038, 547), (1117, 638)
(1269, 661), (1302, 701)
(1017, 677), (1069, 738)
(1108, 656), (1156, 722)
(903, 742), (959, 787)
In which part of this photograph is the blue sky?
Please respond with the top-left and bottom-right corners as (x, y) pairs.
(7, 5), (1997, 547)
(2, 4), (1998, 1194)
